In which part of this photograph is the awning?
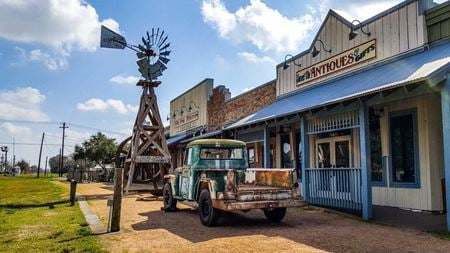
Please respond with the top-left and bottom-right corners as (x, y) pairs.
(181, 129), (223, 144)
(229, 42), (450, 129)
(167, 133), (190, 146)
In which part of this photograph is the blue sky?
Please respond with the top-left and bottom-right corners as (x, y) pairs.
(0, 0), (443, 165)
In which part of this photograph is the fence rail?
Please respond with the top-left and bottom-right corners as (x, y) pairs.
(67, 170), (113, 183)
(305, 167), (362, 210)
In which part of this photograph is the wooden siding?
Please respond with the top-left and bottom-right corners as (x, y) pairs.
(277, 0), (427, 97)
(426, 1), (450, 43)
(371, 93), (444, 211)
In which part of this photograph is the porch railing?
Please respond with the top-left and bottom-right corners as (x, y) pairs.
(305, 167), (362, 210)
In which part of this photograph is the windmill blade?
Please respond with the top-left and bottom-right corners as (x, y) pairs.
(137, 57), (150, 69)
(136, 52), (146, 59)
(150, 61), (163, 70)
(159, 50), (171, 56)
(138, 45), (146, 52)
(157, 31), (165, 46)
(159, 64), (167, 72)
(155, 28), (160, 47)
(142, 37), (148, 48)
(158, 35), (168, 47)
(149, 29), (153, 46)
(159, 56), (170, 65)
(160, 42), (170, 51)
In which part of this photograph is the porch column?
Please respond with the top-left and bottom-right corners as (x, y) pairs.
(441, 75), (450, 231)
(263, 125), (270, 168)
(359, 104), (372, 220)
(300, 116), (309, 200)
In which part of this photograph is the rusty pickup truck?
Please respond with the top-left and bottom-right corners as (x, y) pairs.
(163, 139), (306, 226)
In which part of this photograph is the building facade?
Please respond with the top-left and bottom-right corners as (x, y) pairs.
(226, 0), (450, 231)
(167, 78), (276, 169)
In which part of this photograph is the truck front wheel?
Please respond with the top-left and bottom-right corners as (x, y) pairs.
(198, 189), (219, 227)
(263, 208), (287, 222)
(163, 183), (177, 212)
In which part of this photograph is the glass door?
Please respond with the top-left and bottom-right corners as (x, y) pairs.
(315, 136), (351, 168)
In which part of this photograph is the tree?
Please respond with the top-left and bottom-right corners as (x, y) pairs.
(48, 155), (76, 173)
(82, 132), (117, 169)
(16, 159), (30, 173)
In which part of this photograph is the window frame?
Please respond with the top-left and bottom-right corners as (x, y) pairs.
(388, 108), (421, 188)
(369, 109), (386, 187)
(199, 147), (244, 160)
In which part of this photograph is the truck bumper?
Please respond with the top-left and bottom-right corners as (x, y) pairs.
(212, 198), (307, 211)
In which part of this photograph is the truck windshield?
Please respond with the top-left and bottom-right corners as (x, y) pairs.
(200, 147), (243, 160)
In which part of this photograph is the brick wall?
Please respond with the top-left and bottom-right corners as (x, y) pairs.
(207, 80), (276, 130)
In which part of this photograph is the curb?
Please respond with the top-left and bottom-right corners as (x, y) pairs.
(77, 194), (107, 234)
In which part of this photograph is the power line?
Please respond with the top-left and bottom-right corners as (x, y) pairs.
(0, 142), (75, 147)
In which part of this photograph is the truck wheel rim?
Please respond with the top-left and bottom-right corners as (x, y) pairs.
(202, 199), (210, 217)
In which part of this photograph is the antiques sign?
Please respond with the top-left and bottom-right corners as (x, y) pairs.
(174, 111), (200, 133)
(296, 39), (376, 87)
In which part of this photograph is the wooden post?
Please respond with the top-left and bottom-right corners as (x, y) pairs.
(110, 167), (122, 232)
(263, 125), (270, 168)
(359, 104), (372, 220)
(440, 75), (450, 231)
(300, 116), (309, 200)
(69, 179), (77, 206)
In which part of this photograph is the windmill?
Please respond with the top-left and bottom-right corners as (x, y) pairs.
(100, 26), (171, 194)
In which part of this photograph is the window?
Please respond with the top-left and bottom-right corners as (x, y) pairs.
(369, 108), (384, 184)
(389, 109), (420, 188)
(200, 147), (243, 160)
(184, 148), (192, 166)
(248, 148), (255, 164)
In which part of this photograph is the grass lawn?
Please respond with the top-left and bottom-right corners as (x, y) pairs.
(0, 176), (105, 253)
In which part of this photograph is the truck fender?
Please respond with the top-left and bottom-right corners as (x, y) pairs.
(196, 179), (216, 201)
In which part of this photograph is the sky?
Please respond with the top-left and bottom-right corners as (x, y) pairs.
(0, 0), (445, 166)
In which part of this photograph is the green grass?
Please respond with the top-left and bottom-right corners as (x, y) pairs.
(435, 231), (450, 241)
(0, 176), (105, 253)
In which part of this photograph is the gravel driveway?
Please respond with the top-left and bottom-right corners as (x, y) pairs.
(68, 182), (450, 253)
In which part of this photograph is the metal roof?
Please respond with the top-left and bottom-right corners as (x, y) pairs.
(166, 133), (190, 146)
(229, 42), (450, 129)
(181, 129), (223, 144)
(186, 138), (245, 148)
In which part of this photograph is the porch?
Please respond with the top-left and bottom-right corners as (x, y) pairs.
(228, 42), (450, 230)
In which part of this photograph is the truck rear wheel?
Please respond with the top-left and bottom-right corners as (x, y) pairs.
(263, 208), (286, 222)
(198, 189), (219, 227)
(163, 183), (177, 212)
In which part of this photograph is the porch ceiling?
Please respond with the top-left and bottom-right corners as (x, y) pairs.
(228, 42), (450, 130)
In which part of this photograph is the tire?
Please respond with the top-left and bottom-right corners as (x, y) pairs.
(198, 189), (220, 227)
(163, 183), (177, 212)
(263, 208), (287, 222)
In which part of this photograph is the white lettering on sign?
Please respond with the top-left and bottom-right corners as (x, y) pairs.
(134, 156), (171, 163)
(174, 111), (199, 132)
(296, 39), (376, 87)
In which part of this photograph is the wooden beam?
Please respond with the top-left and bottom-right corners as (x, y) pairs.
(359, 104), (372, 220)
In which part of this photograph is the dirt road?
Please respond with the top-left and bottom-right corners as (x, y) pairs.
(66, 182), (450, 253)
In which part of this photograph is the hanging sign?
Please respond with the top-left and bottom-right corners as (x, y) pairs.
(296, 39), (376, 87)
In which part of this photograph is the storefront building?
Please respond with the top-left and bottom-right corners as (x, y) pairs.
(166, 78), (276, 169)
(227, 0), (450, 230)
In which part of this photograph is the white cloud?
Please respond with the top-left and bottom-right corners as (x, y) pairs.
(16, 47), (68, 70)
(77, 98), (138, 115)
(201, 0), (319, 53)
(109, 75), (140, 85)
(0, 0), (120, 69)
(0, 87), (49, 121)
(237, 51), (276, 65)
(0, 122), (32, 136)
(315, 0), (403, 21)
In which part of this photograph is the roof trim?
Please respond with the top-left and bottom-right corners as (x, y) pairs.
(170, 78), (213, 103)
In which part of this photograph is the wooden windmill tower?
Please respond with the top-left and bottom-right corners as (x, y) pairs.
(100, 26), (171, 194)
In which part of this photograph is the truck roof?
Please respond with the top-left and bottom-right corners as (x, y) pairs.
(186, 138), (246, 148)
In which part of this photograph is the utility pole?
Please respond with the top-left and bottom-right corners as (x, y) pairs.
(12, 137), (15, 168)
(59, 122), (68, 177)
(37, 132), (45, 178)
(44, 156), (48, 176)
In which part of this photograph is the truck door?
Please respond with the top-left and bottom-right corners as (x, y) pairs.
(179, 147), (192, 199)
